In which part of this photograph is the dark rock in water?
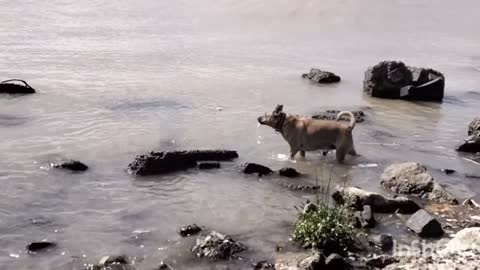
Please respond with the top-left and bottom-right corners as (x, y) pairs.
(253, 261), (275, 270)
(179, 224), (202, 237)
(381, 162), (458, 204)
(0, 79), (36, 94)
(286, 183), (321, 192)
(406, 209), (444, 238)
(192, 231), (246, 261)
(26, 241), (57, 252)
(155, 262), (172, 270)
(332, 186), (420, 214)
(325, 254), (351, 270)
(363, 61), (444, 101)
(302, 68), (341, 83)
(312, 110), (365, 123)
(298, 251), (326, 270)
(368, 234), (393, 252)
(442, 169), (456, 175)
(128, 150), (238, 176)
(303, 202), (319, 214)
(365, 255), (398, 269)
(279, 167), (300, 178)
(198, 162), (220, 170)
(456, 132), (480, 153)
(53, 160), (88, 171)
(242, 163), (273, 176)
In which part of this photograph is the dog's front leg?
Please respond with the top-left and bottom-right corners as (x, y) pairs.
(289, 148), (299, 160)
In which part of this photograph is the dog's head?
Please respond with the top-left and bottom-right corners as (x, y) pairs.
(257, 104), (286, 131)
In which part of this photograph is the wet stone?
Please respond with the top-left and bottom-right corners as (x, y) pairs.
(53, 160), (88, 171)
(179, 224), (202, 237)
(26, 241), (57, 253)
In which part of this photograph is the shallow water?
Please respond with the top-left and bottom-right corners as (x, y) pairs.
(1, 0), (480, 269)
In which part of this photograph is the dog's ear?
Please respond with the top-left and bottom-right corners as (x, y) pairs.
(274, 104), (283, 114)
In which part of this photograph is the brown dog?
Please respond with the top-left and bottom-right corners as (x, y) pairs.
(257, 105), (357, 163)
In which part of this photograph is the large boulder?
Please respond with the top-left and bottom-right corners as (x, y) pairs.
(192, 231), (246, 261)
(128, 150), (238, 176)
(332, 186), (420, 214)
(406, 209), (444, 238)
(52, 160), (88, 172)
(363, 61), (444, 101)
(443, 227), (480, 253)
(457, 118), (480, 153)
(0, 79), (36, 94)
(302, 68), (341, 83)
(381, 162), (458, 204)
(312, 110), (365, 123)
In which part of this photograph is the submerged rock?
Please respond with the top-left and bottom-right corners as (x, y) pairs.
(279, 167), (300, 178)
(128, 150), (238, 176)
(381, 162), (458, 204)
(363, 61), (445, 101)
(406, 209), (444, 238)
(26, 241), (57, 253)
(312, 110), (365, 123)
(332, 186), (420, 214)
(198, 162), (221, 170)
(192, 231), (246, 261)
(0, 79), (36, 94)
(53, 160), (88, 171)
(368, 234), (393, 252)
(302, 68), (341, 83)
(242, 163), (273, 176)
(92, 255), (135, 270)
(179, 224), (202, 237)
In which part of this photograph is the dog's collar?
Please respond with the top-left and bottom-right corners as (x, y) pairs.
(275, 113), (286, 133)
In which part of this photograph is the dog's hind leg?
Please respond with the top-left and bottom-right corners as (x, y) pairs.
(335, 146), (348, 163)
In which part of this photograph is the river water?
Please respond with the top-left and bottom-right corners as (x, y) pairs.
(1, 0), (479, 269)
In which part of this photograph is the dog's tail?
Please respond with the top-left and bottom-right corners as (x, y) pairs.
(336, 111), (356, 130)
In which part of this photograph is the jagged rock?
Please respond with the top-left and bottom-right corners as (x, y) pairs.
(179, 224), (202, 237)
(253, 261), (275, 270)
(26, 241), (57, 252)
(381, 162), (458, 204)
(0, 79), (36, 94)
(463, 198), (480, 208)
(325, 254), (351, 270)
(406, 209), (444, 238)
(52, 160), (88, 171)
(242, 163), (273, 176)
(192, 231), (246, 261)
(368, 234), (393, 252)
(363, 61), (444, 101)
(286, 183), (321, 192)
(312, 110), (365, 123)
(279, 167), (301, 178)
(365, 255), (398, 269)
(298, 251), (325, 270)
(128, 150), (238, 176)
(332, 186), (420, 214)
(302, 68), (341, 83)
(468, 118), (480, 136)
(198, 162), (220, 170)
(457, 133), (480, 153)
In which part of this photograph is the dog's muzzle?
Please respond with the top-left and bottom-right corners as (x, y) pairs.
(257, 116), (266, 124)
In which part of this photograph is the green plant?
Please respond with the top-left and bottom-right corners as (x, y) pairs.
(292, 164), (353, 253)
(293, 202), (353, 252)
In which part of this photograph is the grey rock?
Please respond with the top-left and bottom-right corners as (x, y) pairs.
(192, 231), (246, 261)
(253, 261), (275, 270)
(279, 167), (301, 178)
(179, 224), (202, 237)
(363, 61), (444, 101)
(457, 132), (480, 153)
(92, 255), (135, 270)
(332, 186), (420, 214)
(368, 234), (393, 252)
(406, 209), (444, 238)
(302, 68), (341, 83)
(325, 254), (352, 270)
(298, 251), (325, 270)
(381, 162), (458, 204)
